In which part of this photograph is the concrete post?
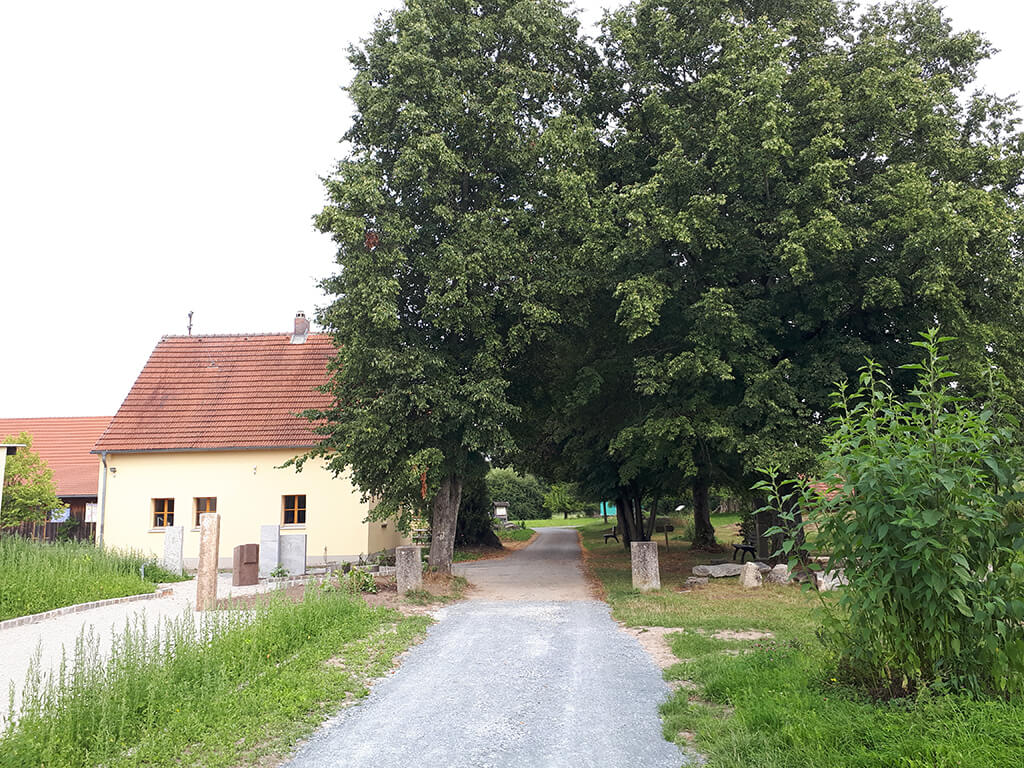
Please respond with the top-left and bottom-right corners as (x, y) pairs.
(631, 541), (661, 591)
(196, 512), (220, 611)
(396, 546), (422, 593)
(163, 526), (184, 574)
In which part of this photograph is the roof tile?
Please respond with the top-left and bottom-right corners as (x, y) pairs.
(94, 334), (335, 452)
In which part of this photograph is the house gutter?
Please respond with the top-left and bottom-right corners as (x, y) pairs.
(97, 451), (108, 548)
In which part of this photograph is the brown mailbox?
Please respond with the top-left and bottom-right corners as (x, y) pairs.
(232, 543), (259, 586)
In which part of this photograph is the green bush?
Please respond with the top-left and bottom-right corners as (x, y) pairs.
(456, 466), (495, 546)
(757, 331), (1024, 697)
(485, 468), (547, 519)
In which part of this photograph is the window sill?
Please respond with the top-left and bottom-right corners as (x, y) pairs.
(281, 524), (307, 530)
(148, 528), (168, 533)
(191, 527), (200, 532)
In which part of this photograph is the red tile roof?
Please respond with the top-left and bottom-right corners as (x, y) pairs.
(0, 416), (111, 497)
(94, 334), (335, 453)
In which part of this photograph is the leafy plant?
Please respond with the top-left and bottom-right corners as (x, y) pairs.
(756, 331), (1024, 697)
(269, 564), (289, 579)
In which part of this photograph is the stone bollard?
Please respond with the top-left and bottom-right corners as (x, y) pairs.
(196, 512), (221, 611)
(162, 526), (184, 574)
(396, 546), (422, 593)
(631, 541), (661, 591)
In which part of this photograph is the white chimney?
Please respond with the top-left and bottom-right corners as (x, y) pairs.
(290, 311), (310, 344)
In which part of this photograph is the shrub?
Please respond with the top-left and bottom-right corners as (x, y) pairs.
(485, 468), (547, 519)
(757, 331), (1024, 697)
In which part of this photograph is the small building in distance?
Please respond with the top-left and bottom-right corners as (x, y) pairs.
(93, 312), (405, 569)
(0, 416), (111, 526)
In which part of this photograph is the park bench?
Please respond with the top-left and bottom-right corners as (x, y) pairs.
(603, 520), (676, 549)
(732, 540), (757, 562)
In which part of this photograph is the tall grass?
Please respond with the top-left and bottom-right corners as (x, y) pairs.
(0, 537), (185, 621)
(1, 588), (426, 767)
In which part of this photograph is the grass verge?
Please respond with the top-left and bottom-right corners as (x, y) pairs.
(0, 537), (188, 621)
(0, 587), (430, 767)
(521, 516), (612, 528)
(580, 517), (1024, 767)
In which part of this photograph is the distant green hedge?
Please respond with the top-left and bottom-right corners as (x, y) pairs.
(485, 468), (548, 519)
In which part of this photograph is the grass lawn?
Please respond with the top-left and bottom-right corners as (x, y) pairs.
(453, 526), (540, 562)
(0, 537), (188, 621)
(1, 586), (431, 767)
(581, 517), (1024, 767)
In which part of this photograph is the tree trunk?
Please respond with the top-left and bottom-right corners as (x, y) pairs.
(692, 475), (717, 550)
(428, 474), (463, 574)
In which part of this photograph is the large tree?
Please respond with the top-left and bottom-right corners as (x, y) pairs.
(519, 0), (1024, 549)
(304, 0), (596, 572)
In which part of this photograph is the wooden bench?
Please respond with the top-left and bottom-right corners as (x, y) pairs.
(604, 525), (619, 543)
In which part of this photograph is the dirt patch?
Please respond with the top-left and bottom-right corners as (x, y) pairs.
(709, 629), (774, 641)
(578, 530), (609, 601)
(454, 532), (539, 563)
(620, 625), (682, 670)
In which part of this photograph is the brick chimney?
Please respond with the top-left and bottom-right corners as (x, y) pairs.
(290, 311), (310, 344)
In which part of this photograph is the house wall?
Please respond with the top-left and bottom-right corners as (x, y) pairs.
(99, 449), (405, 568)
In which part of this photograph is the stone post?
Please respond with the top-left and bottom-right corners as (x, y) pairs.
(259, 524), (280, 578)
(279, 534), (307, 577)
(162, 526), (184, 574)
(396, 546), (422, 593)
(631, 541), (661, 591)
(196, 512), (220, 611)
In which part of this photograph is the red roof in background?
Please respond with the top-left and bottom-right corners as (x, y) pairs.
(94, 334), (335, 453)
(0, 417), (111, 497)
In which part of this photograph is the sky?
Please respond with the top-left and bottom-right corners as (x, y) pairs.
(0, 1), (1020, 418)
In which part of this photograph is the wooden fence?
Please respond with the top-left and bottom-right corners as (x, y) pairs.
(0, 520), (96, 544)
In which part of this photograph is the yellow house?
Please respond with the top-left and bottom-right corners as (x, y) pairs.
(93, 313), (404, 569)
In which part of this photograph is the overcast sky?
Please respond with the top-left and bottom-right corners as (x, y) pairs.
(1, 1), (1020, 418)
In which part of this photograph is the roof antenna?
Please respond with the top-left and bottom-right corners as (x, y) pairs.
(187, 311), (193, 337)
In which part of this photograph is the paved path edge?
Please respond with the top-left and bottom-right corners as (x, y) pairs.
(0, 587), (176, 631)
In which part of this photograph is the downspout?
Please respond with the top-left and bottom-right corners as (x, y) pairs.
(97, 451), (108, 548)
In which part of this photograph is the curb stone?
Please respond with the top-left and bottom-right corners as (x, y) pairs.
(0, 587), (174, 631)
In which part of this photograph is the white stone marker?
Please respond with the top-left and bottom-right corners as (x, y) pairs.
(396, 546), (422, 593)
(196, 512), (220, 611)
(631, 541), (661, 591)
(739, 561), (763, 588)
(162, 525), (184, 574)
(259, 524), (280, 578)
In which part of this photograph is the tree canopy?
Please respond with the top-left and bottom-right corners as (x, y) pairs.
(311, 0), (1024, 559)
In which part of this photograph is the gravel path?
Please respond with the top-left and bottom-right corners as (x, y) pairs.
(286, 528), (685, 768)
(0, 574), (280, 726)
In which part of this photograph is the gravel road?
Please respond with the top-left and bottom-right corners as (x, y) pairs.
(287, 528), (685, 768)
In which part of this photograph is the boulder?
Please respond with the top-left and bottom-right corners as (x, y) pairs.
(765, 564), (791, 585)
(815, 569), (848, 591)
(739, 561), (763, 588)
(684, 576), (709, 588)
(692, 563), (743, 578)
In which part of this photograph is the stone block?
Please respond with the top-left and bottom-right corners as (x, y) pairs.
(232, 543), (259, 587)
(631, 541), (661, 591)
(396, 546), (422, 593)
(765, 564), (791, 584)
(162, 526), (184, 574)
(279, 534), (307, 576)
(259, 524), (280, 578)
(814, 568), (848, 591)
(739, 561), (762, 588)
(692, 562), (743, 578)
(684, 576), (709, 588)
(196, 513), (220, 611)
